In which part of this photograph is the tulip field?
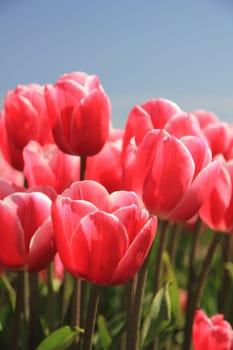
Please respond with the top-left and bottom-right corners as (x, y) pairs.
(0, 71), (233, 349)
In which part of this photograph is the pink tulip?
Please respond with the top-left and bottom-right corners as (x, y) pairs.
(199, 157), (233, 232)
(193, 110), (233, 158)
(123, 98), (181, 159)
(45, 71), (111, 156)
(51, 180), (157, 285)
(0, 192), (56, 271)
(23, 140), (80, 193)
(192, 110), (218, 128)
(193, 309), (233, 350)
(0, 85), (53, 170)
(126, 129), (220, 222)
(85, 128), (124, 192)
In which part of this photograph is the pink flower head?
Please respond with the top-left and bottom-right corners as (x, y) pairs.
(23, 140), (80, 193)
(199, 156), (233, 232)
(85, 128), (124, 192)
(123, 98), (181, 159)
(193, 309), (233, 350)
(45, 72), (111, 156)
(0, 85), (53, 170)
(51, 180), (157, 285)
(126, 129), (220, 222)
(0, 191), (56, 271)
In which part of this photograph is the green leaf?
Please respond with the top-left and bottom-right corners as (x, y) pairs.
(36, 325), (84, 350)
(162, 251), (183, 327)
(0, 274), (16, 309)
(97, 315), (112, 350)
(140, 282), (172, 348)
(225, 262), (233, 280)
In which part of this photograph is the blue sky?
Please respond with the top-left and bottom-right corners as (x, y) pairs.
(0, 0), (233, 128)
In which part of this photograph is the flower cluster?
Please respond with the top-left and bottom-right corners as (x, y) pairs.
(0, 71), (232, 350)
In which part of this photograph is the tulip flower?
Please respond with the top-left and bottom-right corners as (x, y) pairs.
(0, 148), (23, 186)
(23, 140), (80, 193)
(123, 98), (181, 158)
(0, 85), (53, 170)
(126, 129), (220, 222)
(0, 192), (56, 271)
(85, 128), (124, 192)
(45, 71), (111, 156)
(192, 309), (233, 350)
(193, 110), (233, 158)
(199, 157), (233, 232)
(51, 180), (157, 285)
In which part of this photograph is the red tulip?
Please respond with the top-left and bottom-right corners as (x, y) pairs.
(123, 98), (181, 159)
(85, 128), (124, 192)
(51, 180), (157, 285)
(193, 110), (233, 158)
(126, 129), (220, 222)
(199, 157), (233, 232)
(0, 85), (53, 170)
(23, 140), (80, 193)
(193, 309), (233, 350)
(45, 72), (111, 156)
(0, 192), (56, 271)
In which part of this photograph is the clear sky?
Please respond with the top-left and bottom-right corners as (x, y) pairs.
(0, 0), (233, 128)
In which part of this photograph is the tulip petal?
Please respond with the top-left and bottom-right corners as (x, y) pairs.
(0, 202), (26, 269)
(181, 136), (211, 178)
(199, 163), (231, 229)
(165, 112), (203, 139)
(169, 160), (221, 222)
(71, 88), (110, 156)
(111, 216), (157, 285)
(62, 180), (111, 212)
(71, 211), (128, 285)
(52, 197), (98, 275)
(134, 130), (195, 218)
(110, 190), (140, 212)
(28, 217), (56, 271)
(4, 192), (52, 253)
(113, 205), (149, 244)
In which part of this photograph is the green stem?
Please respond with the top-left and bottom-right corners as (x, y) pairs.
(82, 283), (101, 350)
(47, 264), (55, 332)
(11, 270), (25, 350)
(28, 272), (39, 349)
(218, 234), (232, 315)
(61, 270), (69, 321)
(183, 229), (221, 350)
(71, 279), (82, 327)
(127, 253), (151, 350)
(126, 276), (138, 348)
(192, 231), (221, 311)
(166, 222), (179, 264)
(153, 220), (169, 294)
(182, 220), (201, 350)
(80, 156), (87, 181)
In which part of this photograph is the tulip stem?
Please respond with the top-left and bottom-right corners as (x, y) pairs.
(47, 264), (55, 332)
(80, 156), (87, 181)
(192, 231), (221, 311)
(183, 229), (221, 350)
(182, 220), (201, 350)
(71, 279), (82, 328)
(166, 222), (180, 264)
(127, 253), (151, 350)
(82, 283), (101, 350)
(153, 219), (169, 294)
(126, 276), (138, 348)
(11, 270), (25, 350)
(28, 272), (39, 349)
(218, 234), (232, 316)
